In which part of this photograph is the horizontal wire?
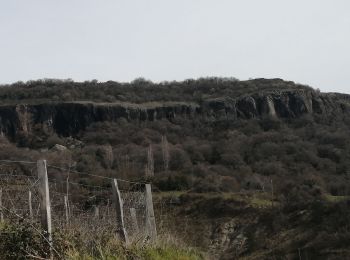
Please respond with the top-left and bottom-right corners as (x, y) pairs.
(0, 174), (36, 179)
(47, 178), (110, 189)
(0, 159), (146, 185)
(48, 165), (112, 180)
(68, 181), (111, 189)
(47, 164), (147, 185)
(0, 159), (36, 165)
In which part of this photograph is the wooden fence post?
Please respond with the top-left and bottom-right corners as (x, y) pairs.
(145, 184), (157, 241)
(111, 179), (128, 244)
(37, 159), (52, 247)
(28, 190), (33, 220)
(64, 195), (69, 224)
(130, 207), (139, 233)
(0, 188), (3, 222)
(94, 206), (99, 219)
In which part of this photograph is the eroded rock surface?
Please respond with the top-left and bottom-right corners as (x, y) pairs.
(0, 90), (348, 140)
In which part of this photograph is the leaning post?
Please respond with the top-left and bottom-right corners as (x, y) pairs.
(64, 195), (69, 224)
(37, 159), (53, 250)
(28, 190), (33, 220)
(145, 184), (157, 241)
(94, 205), (99, 219)
(111, 179), (128, 244)
(0, 188), (3, 222)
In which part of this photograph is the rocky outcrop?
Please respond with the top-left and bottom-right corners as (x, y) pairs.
(209, 219), (248, 259)
(0, 90), (348, 139)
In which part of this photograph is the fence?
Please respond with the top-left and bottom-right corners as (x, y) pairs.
(0, 159), (157, 256)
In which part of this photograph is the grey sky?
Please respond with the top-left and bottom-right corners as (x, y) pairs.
(0, 0), (349, 94)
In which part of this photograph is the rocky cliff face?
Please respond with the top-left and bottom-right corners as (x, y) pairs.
(0, 90), (349, 140)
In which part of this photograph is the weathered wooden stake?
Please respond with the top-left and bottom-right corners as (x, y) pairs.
(130, 207), (139, 233)
(64, 195), (69, 224)
(111, 179), (128, 244)
(37, 159), (52, 247)
(28, 190), (33, 220)
(145, 184), (157, 241)
(94, 205), (99, 219)
(66, 168), (71, 218)
(0, 188), (3, 222)
(36, 203), (40, 216)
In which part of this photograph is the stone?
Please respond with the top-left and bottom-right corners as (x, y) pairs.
(51, 144), (67, 152)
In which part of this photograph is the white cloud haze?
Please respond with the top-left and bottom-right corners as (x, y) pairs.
(0, 0), (349, 93)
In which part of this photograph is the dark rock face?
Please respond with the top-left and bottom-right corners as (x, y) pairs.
(0, 90), (348, 139)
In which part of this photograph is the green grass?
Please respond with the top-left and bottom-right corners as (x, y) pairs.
(65, 241), (203, 260)
(155, 191), (274, 209)
(324, 194), (349, 203)
(154, 191), (187, 199)
(141, 246), (203, 260)
(157, 190), (350, 209)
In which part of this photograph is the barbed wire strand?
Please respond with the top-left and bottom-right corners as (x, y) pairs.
(47, 164), (146, 185)
(0, 159), (147, 185)
(0, 174), (36, 179)
(0, 159), (36, 164)
(47, 178), (109, 189)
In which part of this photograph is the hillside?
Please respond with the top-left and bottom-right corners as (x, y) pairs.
(0, 78), (350, 259)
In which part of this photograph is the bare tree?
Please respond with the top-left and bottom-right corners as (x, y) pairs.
(145, 144), (154, 177)
(161, 135), (170, 172)
(117, 154), (132, 179)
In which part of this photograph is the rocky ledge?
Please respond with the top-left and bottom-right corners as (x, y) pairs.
(0, 90), (349, 139)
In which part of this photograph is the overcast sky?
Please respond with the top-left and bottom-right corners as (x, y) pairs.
(0, 1), (349, 93)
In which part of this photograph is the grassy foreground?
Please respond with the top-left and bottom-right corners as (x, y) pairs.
(0, 222), (204, 260)
(65, 243), (203, 260)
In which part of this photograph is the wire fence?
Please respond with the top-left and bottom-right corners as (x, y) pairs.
(0, 159), (157, 252)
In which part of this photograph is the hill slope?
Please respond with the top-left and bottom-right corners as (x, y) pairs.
(0, 78), (350, 258)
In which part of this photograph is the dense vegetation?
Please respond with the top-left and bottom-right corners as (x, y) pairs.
(0, 77), (350, 258)
(5, 103), (350, 200)
(0, 77), (312, 104)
